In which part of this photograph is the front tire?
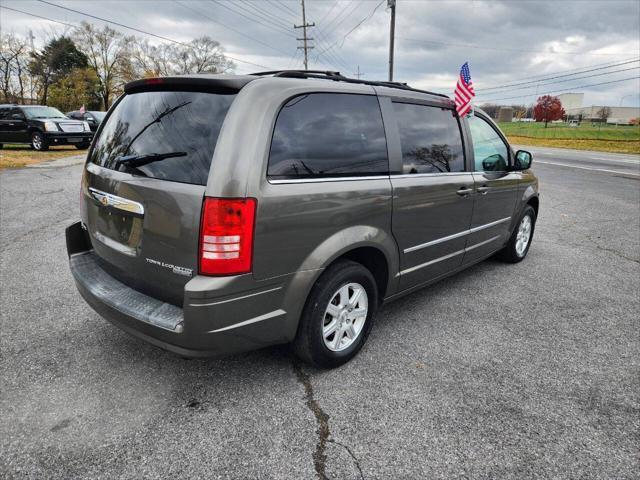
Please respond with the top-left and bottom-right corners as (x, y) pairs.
(31, 132), (49, 151)
(499, 205), (536, 263)
(293, 260), (378, 368)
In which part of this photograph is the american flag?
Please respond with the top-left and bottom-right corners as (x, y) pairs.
(454, 62), (475, 117)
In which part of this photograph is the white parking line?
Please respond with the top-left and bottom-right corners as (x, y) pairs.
(535, 160), (640, 177)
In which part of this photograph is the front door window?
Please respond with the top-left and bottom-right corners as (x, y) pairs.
(468, 115), (509, 172)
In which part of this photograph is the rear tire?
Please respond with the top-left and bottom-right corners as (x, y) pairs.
(31, 132), (49, 151)
(293, 260), (378, 368)
(498, 205), (536, 263)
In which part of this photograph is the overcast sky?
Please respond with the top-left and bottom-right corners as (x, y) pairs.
(2, 0), (639, 107)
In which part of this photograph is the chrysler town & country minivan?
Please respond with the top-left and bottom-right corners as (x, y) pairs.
(66, 71), (539, 368)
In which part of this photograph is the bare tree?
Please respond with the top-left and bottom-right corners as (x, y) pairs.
(130, 36), (234, 78)
(478, 103), (500, 119)
(170, 36), (234, 74)
(0, 34), (30, 102)
(73, 22), (133, 109)
(596, 106), (612, 123)
(129, 39), (174, 78)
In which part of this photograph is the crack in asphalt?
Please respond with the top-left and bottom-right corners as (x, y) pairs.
(543, 208), (639, 265)
(293, 361), (330, 479)
(293, 360), (365, 480)
(586, 233), (640, 264)
(327, 439), (365, 480)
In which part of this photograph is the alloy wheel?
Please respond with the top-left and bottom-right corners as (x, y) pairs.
(322, 282), (368, 352)
(32, 134), (42, 150)
(515, 214), (532, 257)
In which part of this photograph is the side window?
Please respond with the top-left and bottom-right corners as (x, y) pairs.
(392, 102), (465, 174)
(0, 108), (8, 120)
(468, 115), (509, 172)
(268, 93), (388, 178)
(9, 108), (25, 119)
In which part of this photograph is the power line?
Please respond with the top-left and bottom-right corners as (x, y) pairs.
(272, 0), (298, 17)
(242, 2), (295, 32)
(399, 36), (639, 57)
(479, 66), (640, 98)
(479, 56), (640, 89)
(33, 0), (272, 69)
(314, 36), (352, 71)
(327, 1), (365, 37)
(477, 58), (640, 92)
(209, 0), (296, 39)
(315, 0), (383, 60)
(480, 76), (640, 102)
(312, 23), (353, 71)
(214, 0), (295, 37)
(176, 1), (292, 57)
(478, 66), (640, 99)
(317, 0), (341, 26)
(0, 5), (76, 29)
(322, 0), (361, 37)
(37, 0), (192, 46)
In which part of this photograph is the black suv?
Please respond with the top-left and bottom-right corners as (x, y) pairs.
(0, 104), (93, 151)
(66, 110), (106, 132)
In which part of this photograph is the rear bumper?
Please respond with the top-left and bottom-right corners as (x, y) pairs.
(66, 222), (311, 357)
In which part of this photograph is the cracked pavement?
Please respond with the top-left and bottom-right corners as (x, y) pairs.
(1, 149), (639, 479)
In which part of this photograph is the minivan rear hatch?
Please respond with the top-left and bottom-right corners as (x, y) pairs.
(81, 76), (251, 306)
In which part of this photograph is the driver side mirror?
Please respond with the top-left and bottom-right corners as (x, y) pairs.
(514, 150), (533, 170)
(11, 113), (24, 121)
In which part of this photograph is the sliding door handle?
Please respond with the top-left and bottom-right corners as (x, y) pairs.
(456, 187), (473, 196)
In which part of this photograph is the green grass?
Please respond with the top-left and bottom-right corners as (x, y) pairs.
(497, 121), (640, 154)
(497, 121), (640, 141)
(0, 144), (83, 169)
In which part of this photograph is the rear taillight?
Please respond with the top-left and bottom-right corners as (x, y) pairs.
(199, 197), (257, 276)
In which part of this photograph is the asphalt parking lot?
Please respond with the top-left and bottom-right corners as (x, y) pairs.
(1, 148), (638, 479)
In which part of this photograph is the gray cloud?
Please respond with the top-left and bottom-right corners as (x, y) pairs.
(1, 0), (638, 106)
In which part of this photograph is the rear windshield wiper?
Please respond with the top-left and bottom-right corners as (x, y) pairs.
(115, 151), (187, 170)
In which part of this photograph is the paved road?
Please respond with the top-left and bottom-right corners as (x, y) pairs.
(1, 149), (639, 479)
(515, 145), (640, 178)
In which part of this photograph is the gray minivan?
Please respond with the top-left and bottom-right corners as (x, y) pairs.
(66, 71), (539, 368)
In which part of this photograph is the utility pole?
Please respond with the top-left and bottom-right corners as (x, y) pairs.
(294, 0), (315, 70)
(353, 65), (364, 79)
(388, 0), (396, 81)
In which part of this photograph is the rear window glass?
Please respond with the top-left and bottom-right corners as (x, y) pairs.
(90, 90), (236, 185)
(393, 102), (465, 174)
(268, 93), (388, 178)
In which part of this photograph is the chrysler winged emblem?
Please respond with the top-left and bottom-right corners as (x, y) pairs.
(88, 187), (145, 215)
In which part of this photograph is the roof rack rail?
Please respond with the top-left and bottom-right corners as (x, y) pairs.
(250, 70), (450, 99)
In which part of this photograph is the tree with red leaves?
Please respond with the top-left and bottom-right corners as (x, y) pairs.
(533, 95), (565, 127)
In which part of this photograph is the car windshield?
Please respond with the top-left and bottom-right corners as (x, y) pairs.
(90, 111), (107, 120)
(22, 106), (67, 119)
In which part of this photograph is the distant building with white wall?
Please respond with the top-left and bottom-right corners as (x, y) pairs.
(565, 105), (640, 124)
(557, 93), (584, 111)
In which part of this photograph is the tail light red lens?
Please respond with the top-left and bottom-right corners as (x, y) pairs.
(199, 197), (257, 276)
